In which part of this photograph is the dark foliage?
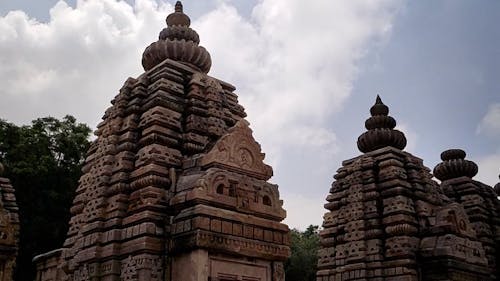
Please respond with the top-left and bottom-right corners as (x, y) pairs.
(285, 225), (320, 281)
(0, 116), (91, 281)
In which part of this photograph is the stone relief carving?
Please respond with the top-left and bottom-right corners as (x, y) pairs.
(272, 262), (284, 281)
(201, 120), (273, 180)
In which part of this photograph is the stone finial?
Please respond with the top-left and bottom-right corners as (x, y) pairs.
(433, 149), (478, 181)
(166, 1), (190, 27)
(494, 172), (500, 196)
(142, 1), (212, 72)
(175, 1), (182, 12)
(357, 95), (407, 153)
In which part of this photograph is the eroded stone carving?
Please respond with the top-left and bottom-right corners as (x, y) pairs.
(201, 120), (273, 180)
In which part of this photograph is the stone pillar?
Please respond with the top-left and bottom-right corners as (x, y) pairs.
(0, 163), (19, 281)
(171, 250), (209, 281)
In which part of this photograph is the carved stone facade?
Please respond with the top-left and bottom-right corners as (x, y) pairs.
(317, 97), (499, 281)
(34, 2), (289, 281)
(435, 149), (500, 280)
(0, 163), (20, 281)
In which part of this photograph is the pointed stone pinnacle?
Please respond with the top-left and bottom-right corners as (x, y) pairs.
(175, 1), (183, 13)
(370, 95), (389, 116)
(357, 95), (406, 153)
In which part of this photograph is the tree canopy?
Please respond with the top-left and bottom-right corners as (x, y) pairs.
(0, 115), (322, 280)
(0, 116), (91, 281)
(285, 225), (320, 281)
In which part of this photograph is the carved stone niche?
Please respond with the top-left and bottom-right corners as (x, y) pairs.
(172, 168), (286, 220)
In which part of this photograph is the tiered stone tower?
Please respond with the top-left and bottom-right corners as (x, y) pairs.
(317, 96), (495, 281)
(0, 162), (20, 281)
(34, 2), (289, 280)
(434, 150), (500, 280)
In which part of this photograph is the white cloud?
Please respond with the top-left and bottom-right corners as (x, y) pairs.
(476, 152), (500, 186)
(475, 103), (500, 188)
(0, 0), (401, 229)
(0, 0), (171, 127)
(195, 2), (401, 214)
(282, 192), (326, 230)
(396, 121), (418, 153)
(196, 0), (400, 152)
(477, 103), (500, 137)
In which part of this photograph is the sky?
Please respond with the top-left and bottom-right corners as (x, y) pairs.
(0, 0), (499, 230)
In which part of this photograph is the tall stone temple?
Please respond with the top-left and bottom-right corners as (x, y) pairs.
(22, 1), (500, 281)
(317, 96), (500, 281)
(0, 163), (19, 281)
(34, 2), (290, 280)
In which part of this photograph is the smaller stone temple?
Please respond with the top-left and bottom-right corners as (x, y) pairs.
(434, 149), (500, 280)
(34, 2), (290, 281)
(0, 162), (20, 281)
(317, 96), (500, 281)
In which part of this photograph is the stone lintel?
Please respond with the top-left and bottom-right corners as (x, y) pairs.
(173, 204), (289, 232)
(171, 230), (290, 261)
(341, 146), (425, 167)
(33, 248), (63, 264)
(172, 196), (286, 222)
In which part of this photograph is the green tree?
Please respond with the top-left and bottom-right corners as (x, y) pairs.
(0, 116), (91, 281)
(285, 225), (320, 281)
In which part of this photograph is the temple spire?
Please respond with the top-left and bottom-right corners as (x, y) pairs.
(357, 95), (407, 153)
(142, 1), (211, 72)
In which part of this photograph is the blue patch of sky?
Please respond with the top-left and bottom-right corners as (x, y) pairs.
(0, 0), (257, 22)
(332, 0), (500, 170)
(0, 0), (76, 20)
